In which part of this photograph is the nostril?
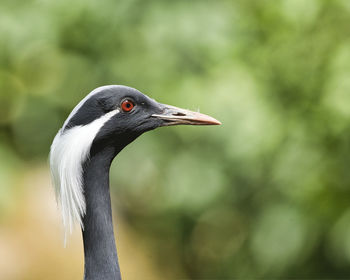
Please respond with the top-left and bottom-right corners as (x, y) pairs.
(172, 112), (186, 116)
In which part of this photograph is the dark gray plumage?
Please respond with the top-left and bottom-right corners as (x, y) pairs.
(50, 85), (220, 280)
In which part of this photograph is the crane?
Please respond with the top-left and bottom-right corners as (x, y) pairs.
(49, 85), (220, 280)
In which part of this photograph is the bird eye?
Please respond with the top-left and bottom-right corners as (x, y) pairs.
(121, 99), (134, 112)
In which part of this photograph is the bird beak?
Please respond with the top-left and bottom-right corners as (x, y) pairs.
(152, 104), (221, 126)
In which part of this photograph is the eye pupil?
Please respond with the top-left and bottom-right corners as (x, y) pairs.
(121, 99), (134, 112)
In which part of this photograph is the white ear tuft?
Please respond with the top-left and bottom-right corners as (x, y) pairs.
(49, 109), (119, 243)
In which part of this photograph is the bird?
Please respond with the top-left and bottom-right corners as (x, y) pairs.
(49, 85), (221, 280)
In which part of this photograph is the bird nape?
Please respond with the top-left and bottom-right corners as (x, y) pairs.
(49, 85), (221, 280)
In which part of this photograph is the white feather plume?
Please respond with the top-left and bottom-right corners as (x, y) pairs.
(49, 86), (120, 242)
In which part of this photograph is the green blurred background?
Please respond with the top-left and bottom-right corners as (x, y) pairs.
(1, 0), (350, 279)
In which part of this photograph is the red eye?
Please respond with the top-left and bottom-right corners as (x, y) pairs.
(121, 99), (134, 112)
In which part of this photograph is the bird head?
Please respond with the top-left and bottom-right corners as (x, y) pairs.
(50, 85), (220, 236)
(64, 85), (220, 151)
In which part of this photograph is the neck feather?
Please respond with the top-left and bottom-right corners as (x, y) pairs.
(82, 146), (121, 280)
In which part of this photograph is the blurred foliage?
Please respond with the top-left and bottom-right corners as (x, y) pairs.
(1, 0), (350, 278)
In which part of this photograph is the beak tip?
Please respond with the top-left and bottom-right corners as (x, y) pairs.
(200, 115), (222, 126)
(209, 119), (222, 126)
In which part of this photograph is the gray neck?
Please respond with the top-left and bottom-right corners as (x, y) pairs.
(82, 146), (121, 280)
